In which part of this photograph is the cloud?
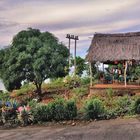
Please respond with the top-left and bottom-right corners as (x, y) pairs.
(0, 0), (140, 57)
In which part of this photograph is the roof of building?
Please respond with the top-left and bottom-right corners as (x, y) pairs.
(86, 32), (140, 62)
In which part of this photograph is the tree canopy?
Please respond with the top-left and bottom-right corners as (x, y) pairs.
(71, 56), (86, 76)
(0, 28), (69, 94)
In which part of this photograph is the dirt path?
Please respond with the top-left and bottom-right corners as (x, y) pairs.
(0, 118), (140, 140)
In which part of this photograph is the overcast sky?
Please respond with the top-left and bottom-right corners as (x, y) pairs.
(0, 0), (140, 57)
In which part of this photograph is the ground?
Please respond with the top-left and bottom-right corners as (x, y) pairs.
(0, 118), (140, 140)
(92, 83), (140, 89)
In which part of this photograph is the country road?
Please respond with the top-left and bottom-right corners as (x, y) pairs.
(0, 118), (140, 140)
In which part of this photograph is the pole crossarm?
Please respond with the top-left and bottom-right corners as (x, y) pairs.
(66, 34), (79, 76)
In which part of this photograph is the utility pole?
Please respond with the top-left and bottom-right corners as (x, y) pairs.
(66, 34), (79, 75)
(74, 36), (79, 75)
(66, 34), (71, 69)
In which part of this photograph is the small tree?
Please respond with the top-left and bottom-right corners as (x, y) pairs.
(71, 56), (86, 76)
(0, 28), (69, 95)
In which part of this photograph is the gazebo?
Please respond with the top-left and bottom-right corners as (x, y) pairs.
(86, 32), (140, 87)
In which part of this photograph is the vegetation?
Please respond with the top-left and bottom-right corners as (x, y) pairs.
(83, 98), (105, 119)
(0, 28), (69, 96)
(64, 75), (81, 89)
(15, 84), (35, 96)
(0, 83), (140, 128)
(72, 87), (88, 98)
(71, 56), (86, 76)
(133, 97), (140, 114)
(0, 91), (10, 101)
(31, 98), (77, 122)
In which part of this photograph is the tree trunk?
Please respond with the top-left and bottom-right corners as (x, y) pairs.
(89, 62), (93, 87)
(35, 82), (42, 96)
(37, 84), (42, 95)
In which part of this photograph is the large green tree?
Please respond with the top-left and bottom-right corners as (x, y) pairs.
(0, 28), (69, 95)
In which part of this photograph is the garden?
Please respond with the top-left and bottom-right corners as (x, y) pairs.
(0, 75), (140, 128)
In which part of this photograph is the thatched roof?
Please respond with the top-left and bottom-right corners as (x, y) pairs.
(86, 32), (140, 63)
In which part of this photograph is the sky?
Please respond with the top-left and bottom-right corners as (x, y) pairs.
(0, 0), (140, 58)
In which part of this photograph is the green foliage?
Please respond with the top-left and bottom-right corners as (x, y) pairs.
(133, 97), (140, 114)
(65, 100), (77, 120)
(105, 108), (118, 119)
(72, 86), (88, 98)
(17, 109), (33, 125)
(91, 62), (98, 78)
(106, 88), (114, 98)
(1, 106), (17, 124)
(51, 78), (64, 85)
(104, 96), (134, 119)
(0, 28), (69, 94)
(42, 78), (65, 90)
(32, 104), (50, 122)
(71, 56), (86, 76)
(83, 98), (105, 119)
(64, 75), (81, 89)
(9, 99), (20, 109)
(15, 84), (35, 96)
(115, 96), (133, 116)
(127, 65), (140, 80)
(0, 92), (10, 101)
(81, 77), (90, 85)
(28, 100), (38, 108)
(31, 98), (77, 122)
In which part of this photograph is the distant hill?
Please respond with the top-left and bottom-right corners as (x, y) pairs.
(0, 45), (9, 50)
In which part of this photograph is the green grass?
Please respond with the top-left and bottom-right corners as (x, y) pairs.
(16, 84), (35, 96)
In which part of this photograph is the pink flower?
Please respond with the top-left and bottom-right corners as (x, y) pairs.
(17, 106), (24, 112)
(17, 106), (31, 113)
(26, 106), (30, 111)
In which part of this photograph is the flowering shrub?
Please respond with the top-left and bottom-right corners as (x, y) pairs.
(17, 106), (33, 125)
(0, 99), (33, 126)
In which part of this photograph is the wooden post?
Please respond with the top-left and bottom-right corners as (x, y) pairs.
(68, 38), (71, 70)
(89, 62), (93, 87)
(74, 39), (76, 76)
(103, 63), (104, 73)
(124, 61), (128, 87)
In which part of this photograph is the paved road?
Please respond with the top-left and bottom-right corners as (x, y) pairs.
(0, 118), (140, 140)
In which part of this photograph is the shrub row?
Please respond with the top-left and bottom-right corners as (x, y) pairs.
(31, 98), (77, 122)
(1, 94), (140, 126)
(83, 96), (140, 120)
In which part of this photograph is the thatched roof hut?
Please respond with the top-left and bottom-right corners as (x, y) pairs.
(86, 32), (140, 63)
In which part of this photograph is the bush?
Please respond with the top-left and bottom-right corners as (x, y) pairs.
(106, 88), (114, 98)
(64, 75), (81, 89)
(31, 98), (77, 122)
(42, 78), (65, 90)
(28, 100), (38, 108)
(105, 108), (118, 119)
(115, 96), (133, 116)
(31, 103), (49, 122)
(81, 77), (90, 85)
(83, 98), (105, 120)
(133, 97), (140, 114)
(65, 100), (77, 120)
(51, 98), (66, 121)
(1, 106), (17, 124)
(72, 86), (88, 98)
(17, 106), (33, 125)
